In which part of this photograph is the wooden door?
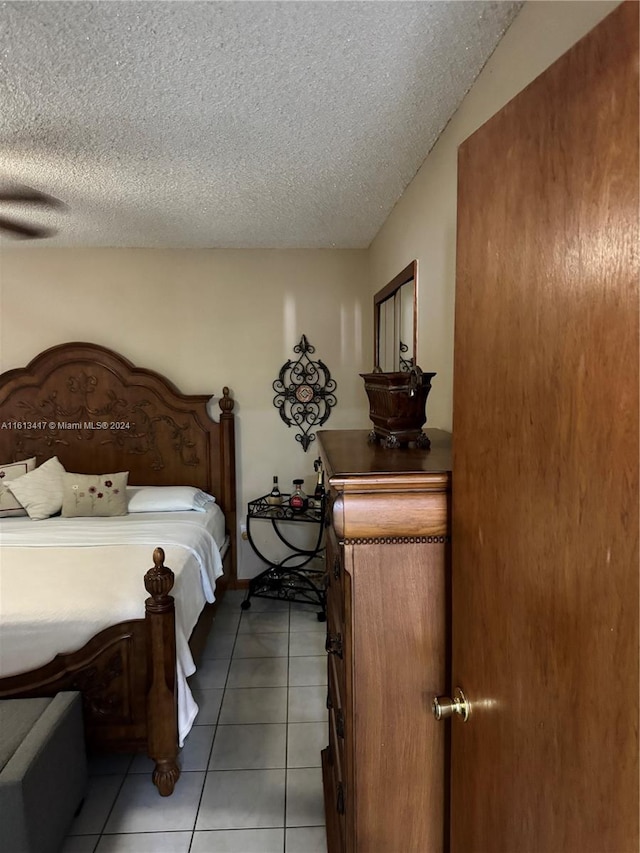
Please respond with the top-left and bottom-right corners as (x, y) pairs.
(451, 4), (638, 851)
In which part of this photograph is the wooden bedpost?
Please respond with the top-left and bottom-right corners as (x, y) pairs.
(144, 548), (180, 796)
(219, 387), (237, 586)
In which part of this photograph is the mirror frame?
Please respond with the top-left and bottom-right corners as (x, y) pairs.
(373, 259), (418, 372)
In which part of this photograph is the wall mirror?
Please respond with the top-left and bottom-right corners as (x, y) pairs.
(362, 258), (435, 448)
(374, 260), (417, 372)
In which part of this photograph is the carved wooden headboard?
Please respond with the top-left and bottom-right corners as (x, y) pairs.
(0, 342), (237, 576)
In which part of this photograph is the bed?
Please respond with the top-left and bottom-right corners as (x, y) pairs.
(0, 342), (237, 795)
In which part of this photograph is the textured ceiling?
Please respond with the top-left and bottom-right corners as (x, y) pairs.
(0, 1), (522, 248)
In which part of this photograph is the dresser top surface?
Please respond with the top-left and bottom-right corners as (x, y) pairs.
(317, 429), (451, 479)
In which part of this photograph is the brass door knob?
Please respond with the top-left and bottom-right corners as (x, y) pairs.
(432, 687), (470, 722)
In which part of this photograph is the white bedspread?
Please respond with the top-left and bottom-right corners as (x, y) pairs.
(0, 504), (226, 746)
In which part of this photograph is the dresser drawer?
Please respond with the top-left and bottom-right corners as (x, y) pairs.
(327, 653), (346, 762)
(322, 745), (346, 853)
(328, 703), (347, 849)
(325, 527), (343, 612)
(328, 645), (344, 713)
(326, 596), (346, 703)
(328, 702), (345, 785)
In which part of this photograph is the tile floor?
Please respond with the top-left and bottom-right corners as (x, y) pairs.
(62, 589), (328, 853)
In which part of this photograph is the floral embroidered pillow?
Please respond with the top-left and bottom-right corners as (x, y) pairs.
(61, 471), (129, 517)
(0, 457), (37, 517)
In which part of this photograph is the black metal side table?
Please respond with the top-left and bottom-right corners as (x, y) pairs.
(241, 493), (326, 620)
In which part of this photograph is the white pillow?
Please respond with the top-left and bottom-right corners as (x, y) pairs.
(126, 485), (215, 513)
(5, 456), (66, 520)
(0, 457), (36, 517)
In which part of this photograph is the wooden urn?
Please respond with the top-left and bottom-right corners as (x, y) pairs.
(360, 367), (436, 449)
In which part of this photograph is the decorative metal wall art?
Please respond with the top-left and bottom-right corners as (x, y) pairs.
(273, 335), (337, 451)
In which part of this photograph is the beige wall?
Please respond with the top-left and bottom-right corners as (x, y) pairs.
(0, 248), (370, 577)
(0, 1), (622, 577)
(369, 0), (622, 433)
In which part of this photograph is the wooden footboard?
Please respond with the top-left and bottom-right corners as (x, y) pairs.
(0, 548), (219, 796)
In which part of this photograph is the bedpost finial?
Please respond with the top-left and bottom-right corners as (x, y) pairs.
(145, 548), (174, 600)
(219, 386), (234, 414)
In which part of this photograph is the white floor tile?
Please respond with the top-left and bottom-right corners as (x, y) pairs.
(95, 831), (192, 852)
(218, 590), (248, 607)
(191, 828), (284, 853)
(190, 658), (230, 689)
(238, 611), (291, 634)
(288, 656), (327, 686)
(68, 776), (124, 835)
(291, 598), (325, 612)
(289, 632), (326, 656)
(211, 610), (242, 632)
(233, 632), (290, 658)
(288, 685), (328, 723)
(191, 687), (224, 725)
(202, 631), (236, 659)
(209, 723), (286, 770)
(61, 836), (100, 853)
(287, 722), (326, 768)
(285, 825), (328, 853)
(242, 597), (290, 612)
(104, 772), (205, 833)
(286, 768), (325, 827)
(195, 769), (286, 830)
(289, 608), (326, 633)
(87, 753), (133, 776)
(127, 753), (155, 775)
(219, 687), (288, 724)
(179, 724), (216, 771)
(227, 657), (288, 688)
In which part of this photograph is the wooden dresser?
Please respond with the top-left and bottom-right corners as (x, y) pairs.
(317, 429), (451, 853)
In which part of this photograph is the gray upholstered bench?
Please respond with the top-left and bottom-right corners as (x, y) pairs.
(0, 692), (87, 853)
